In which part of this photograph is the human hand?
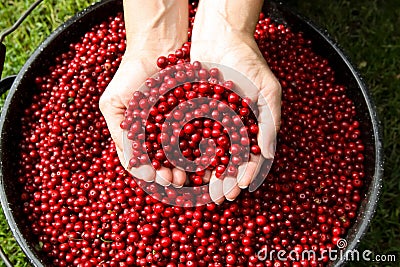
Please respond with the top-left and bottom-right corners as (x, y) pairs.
(100, 51), (155, 181)
(191, 0), (282, 204)
(100, 50), (193, 187)
(99, 0), (188, 187)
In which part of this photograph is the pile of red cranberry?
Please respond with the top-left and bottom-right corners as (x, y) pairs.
(17, 2), (365, 267)
(122, 59), (261, 185)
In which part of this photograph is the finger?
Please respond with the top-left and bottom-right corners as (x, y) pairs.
(155, 167), (173, 186)
(100, 81), (130, 153)
(223, 176), (241, 201)
(101, 103), (126, 152)
(209, 174), (225, 205)
(203, 170), (212, 183)
(120, 129), (134, 168)
(172, 168), (186, 188)
(257, 77), (281, 159)
(257, 93), (279, 159)
(249, 154), (273, 192)
(116, 146), (126, 169)
(128, 164), (156, 182)
(237, 154), (264, 189)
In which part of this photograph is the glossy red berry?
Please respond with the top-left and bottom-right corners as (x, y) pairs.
(16, 6), (366, 267)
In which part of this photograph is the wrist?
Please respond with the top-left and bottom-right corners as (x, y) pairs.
(123, 0), (188, 55)
(191, 32), (260, 65)
(125, 37), (185, 59)
(192, 0), (262, 43)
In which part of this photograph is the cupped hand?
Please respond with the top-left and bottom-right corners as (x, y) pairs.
(99, 51), (187, 188)
(191, 34), (282, 204)
(99, 51), (156, 180)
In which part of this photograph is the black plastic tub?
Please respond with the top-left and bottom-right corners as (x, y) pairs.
(0, 0), (383, 266)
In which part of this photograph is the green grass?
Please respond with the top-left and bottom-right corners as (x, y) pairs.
(0, 0), (399, 266)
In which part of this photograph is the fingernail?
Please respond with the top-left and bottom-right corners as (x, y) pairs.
(212, 196), (225, 205)
(226, 197), (235, 201)
(172, 184), (183, 188)
(155, 178), (171, 187)
(238, 184), (248, 189)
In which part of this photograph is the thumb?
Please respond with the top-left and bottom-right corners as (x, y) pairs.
(100, 57), (158, 164)
(257, 77), (281, 159)
(99, 93), (126, 153)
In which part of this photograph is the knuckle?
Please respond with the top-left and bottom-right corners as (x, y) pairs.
(99, 92), (115, 113)
(271, 78), (282, 94)
(98, 94), (108, 111)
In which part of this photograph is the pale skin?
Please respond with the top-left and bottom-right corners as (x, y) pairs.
(99, 0), (281, 204)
